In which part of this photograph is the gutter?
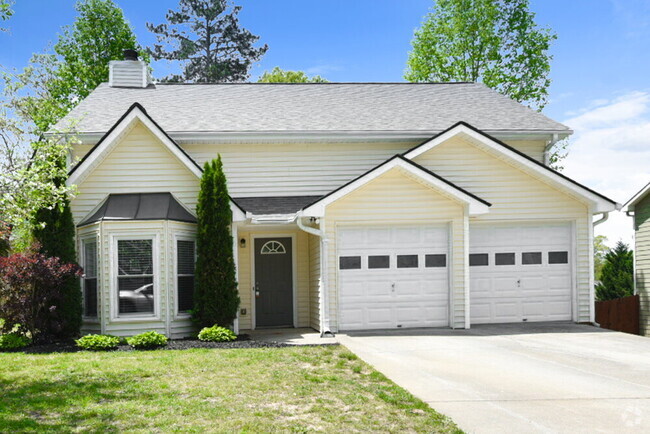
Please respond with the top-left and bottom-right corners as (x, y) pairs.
(296, 212), (333, 337)
(593, 212), (609, 227)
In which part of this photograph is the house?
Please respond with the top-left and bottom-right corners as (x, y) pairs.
(624, 183), (650, 336)
(51, 54), (620, 338)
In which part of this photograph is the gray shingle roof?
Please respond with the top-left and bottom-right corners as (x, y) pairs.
(55, 82), (570, 135)
(233, 196), (323, 215)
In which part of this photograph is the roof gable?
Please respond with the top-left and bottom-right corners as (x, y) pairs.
(300, 154), (491, 217)
(67, 103), (246, 221)
(403, 122), (619, 213)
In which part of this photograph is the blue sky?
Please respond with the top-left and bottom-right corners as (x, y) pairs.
(2, 0), (649, 244)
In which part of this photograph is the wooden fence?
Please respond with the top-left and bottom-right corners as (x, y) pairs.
(595, 295), (640, 335)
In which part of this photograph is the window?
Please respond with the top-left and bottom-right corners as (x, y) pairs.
(495, 253), (515, 266)
(549, 251), (569, 264)
(469, 253), (489, 266)
(260, 240), (286, 254)
(83, 240), (98, 317)
(177, 239), (195, 313)
(425, 254), (446, 268)
(522, 252), (542, 265)
(339, 256), (361, 270)
(368, 255), (390, 269)
(117, 239), (154, 315)
(397, 255), (418, 268)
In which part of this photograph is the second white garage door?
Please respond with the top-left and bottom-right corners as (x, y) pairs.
(470, 222), (573, 324)
(337, 225), (449, 331)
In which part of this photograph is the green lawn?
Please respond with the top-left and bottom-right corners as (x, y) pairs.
(0, 345), (461, 432)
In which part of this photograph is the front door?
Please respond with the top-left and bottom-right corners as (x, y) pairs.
(254, 237), (294, 327)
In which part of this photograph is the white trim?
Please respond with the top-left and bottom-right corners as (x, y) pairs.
(624, 181), (650, 212)
(172, 230), (197, 321)
(250, 233), (298, 329)
(302, 157), (490, 217)
(80, 234), (100, 323)
(463, 206), (470, 329)
(587, 206), (596, 323)
(232, 224), (240, 334)
(68, 130), (571, 146)
(403, 124), (618, 213)
(66, 105), (246, 222)
(109, 233), (161, 322)
(571, 220), (578, 322)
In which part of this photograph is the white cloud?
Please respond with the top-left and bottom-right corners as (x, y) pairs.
(562, 91), (650, 248)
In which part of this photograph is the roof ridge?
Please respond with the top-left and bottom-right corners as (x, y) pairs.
(152, 81), (478, 86)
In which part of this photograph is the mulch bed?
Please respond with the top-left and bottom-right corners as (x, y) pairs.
(4, 335), (297, 354)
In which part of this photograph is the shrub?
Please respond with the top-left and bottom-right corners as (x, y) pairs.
(193, 157), (239, 328)
(0, 333), (31, 350)
(198, 325), (237, 342)
(0, 245), (82, 339)
(76, 334), (121, 351)
(126, 331), (168, 350)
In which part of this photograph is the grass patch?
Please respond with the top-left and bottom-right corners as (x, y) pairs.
(0, 345), (461, 432)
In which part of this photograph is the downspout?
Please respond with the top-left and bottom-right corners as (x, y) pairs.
(296, 212), (333, 337)
(593, 212), (609, 227)
(543, 133), (559, 166)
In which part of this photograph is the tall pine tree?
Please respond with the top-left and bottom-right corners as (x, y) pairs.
(147, 0), (267, 82)
(193, 157), (239, 327)
(32, 193), (82, 337)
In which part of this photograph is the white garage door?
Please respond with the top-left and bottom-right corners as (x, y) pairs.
(470, 222), (573, 324)
(337, 225), (449, 331)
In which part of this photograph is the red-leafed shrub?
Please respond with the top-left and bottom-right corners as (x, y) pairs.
(0, 245), (82, 340)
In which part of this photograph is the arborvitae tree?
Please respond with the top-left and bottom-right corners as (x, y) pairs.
(193, 156), (239, 327)
(147, 0), (268, 82)
(32, 195), (82, 337)
(595, 241), (634, 301)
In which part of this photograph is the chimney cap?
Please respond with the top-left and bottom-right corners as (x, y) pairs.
(123, 49), (139, 61)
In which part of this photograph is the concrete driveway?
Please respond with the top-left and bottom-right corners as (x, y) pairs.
(338, 322), (650, 433)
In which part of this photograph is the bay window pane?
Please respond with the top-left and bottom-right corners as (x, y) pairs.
(177, 239), (195, 313)
(118, 276), (154, 314)
(118, 239), (153, 275)
(83, 241), (98, 317)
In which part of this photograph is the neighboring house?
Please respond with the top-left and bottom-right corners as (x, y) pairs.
(624, 183), (650, 336)
(51, 54), (620, 338)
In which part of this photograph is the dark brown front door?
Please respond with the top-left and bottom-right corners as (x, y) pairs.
(254, 237), (293, 327)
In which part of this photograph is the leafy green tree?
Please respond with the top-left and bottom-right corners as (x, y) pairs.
(595, 241), (634, 301)
(147, 0), (268, 82)
(15, 0), (148, 133)
(194, 157), (239, 328)
(258, 67), (328, 83)
(593, 235), (609, 282)
(405, 0), (556, 111)
(0, 0), (13, 31)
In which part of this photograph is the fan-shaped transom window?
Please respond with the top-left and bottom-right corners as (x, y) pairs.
(260, 240), (286, 254)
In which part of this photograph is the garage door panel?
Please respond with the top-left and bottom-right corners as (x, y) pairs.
(470, 222), (573, 324)
(338, 225), (450, 331)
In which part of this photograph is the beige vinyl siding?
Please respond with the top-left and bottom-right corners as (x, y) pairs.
(325, 168), (466, 331)
(635, 195), (650, 336)
(70, 121), (200, 225)
(69, 137), (548, 202)
(235, 229), (311, 330)
(506, 139), (547, 163)
(412, 137), (592, 322)
(309, 234), (321, 331)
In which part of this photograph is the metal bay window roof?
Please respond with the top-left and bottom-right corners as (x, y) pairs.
(79, 193), (196, 226)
